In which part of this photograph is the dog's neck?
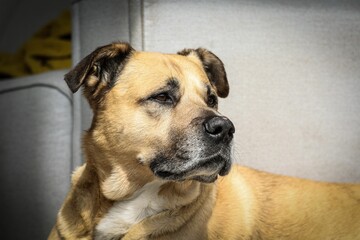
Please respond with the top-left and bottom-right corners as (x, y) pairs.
(94, 179), (167, 239)
(95, 179), (203, 239)
(121, 181), (215, 240)
(83, 135), (156, 201)
(57, 153), (215, 239)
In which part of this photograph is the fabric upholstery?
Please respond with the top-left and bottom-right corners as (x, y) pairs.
(0, 70), (72, 239)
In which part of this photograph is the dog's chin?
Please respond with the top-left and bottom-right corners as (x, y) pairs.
(153, 170), (220, 183)
(151, 156), (232, 183)
(191, 174), (219, 183)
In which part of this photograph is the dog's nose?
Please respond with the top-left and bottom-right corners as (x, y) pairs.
(203, 116), (235, 143)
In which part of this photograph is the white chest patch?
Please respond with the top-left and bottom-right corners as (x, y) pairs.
(95, 180), (166, 240)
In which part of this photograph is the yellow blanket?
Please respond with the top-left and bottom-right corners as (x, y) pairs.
(0, 10), (71, 78)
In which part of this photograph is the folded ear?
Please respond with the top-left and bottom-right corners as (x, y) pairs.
(64, 42), (134, 104)
(178, 48), (229, 98)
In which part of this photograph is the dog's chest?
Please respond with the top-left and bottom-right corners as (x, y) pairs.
(95, 181), (166, 240)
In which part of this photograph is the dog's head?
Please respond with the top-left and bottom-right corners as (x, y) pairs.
(65, 42), (234, 183)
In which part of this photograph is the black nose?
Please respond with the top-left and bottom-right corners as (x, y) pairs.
(203, 116), (235, 143)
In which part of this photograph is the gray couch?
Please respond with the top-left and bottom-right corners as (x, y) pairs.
(1, 0), (359, 239)
(0, 71), (72, 239)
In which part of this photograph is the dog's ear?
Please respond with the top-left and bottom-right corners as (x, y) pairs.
(64, 42), (134, 101)
(178, 48), (229, 98)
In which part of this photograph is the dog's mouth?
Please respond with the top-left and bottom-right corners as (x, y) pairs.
(150, 153), (232, 183)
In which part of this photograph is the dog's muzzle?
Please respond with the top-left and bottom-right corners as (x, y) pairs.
(150, 116), (235, 183)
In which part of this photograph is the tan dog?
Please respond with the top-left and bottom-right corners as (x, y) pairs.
(49, 42), (360, 240)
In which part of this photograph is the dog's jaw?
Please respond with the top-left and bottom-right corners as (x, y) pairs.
(150, 147), (232, 183)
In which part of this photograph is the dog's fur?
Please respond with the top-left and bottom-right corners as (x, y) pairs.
(49, 42), (360, 240)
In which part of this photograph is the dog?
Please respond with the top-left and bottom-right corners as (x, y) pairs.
(49, 42), (360, 240)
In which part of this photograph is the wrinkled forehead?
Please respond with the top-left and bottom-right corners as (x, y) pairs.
(117, 51), (212, 96)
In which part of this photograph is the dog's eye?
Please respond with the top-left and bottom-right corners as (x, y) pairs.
(151, 93), (173, 104)
(207, 95), (218, 108)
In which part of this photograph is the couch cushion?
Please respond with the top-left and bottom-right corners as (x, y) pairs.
(0, 70), (72, 239)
